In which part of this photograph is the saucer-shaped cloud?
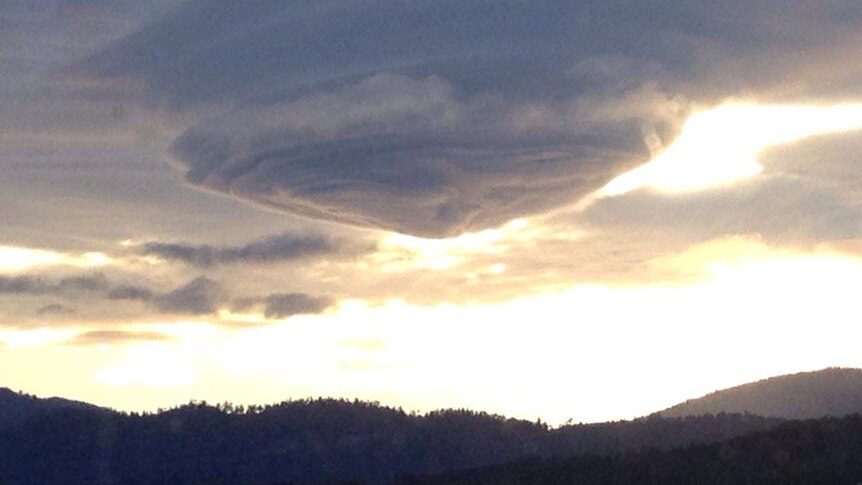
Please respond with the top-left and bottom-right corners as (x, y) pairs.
(169, 73), (656, 237)
(81, 0), (862, 237)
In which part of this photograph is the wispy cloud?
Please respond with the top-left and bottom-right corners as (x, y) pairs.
(67, 330), (172, 346)
(139, 233), (370, 268)
(231, 293), (335, 319)
(0, 271), (220, 318)
(0, 273), (110, 295)
(152, 277), (222, 316)
(35, 303), (75, 316)
(0, 268), (338, 322)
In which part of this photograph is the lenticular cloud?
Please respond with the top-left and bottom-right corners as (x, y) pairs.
(81, 0), (862, 237)
(169, 73), (654, 236)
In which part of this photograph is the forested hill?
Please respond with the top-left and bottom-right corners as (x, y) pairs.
(6, 366), (862, 484)
(402, 413), (862, 485)
(659, 368), (862, 419)
(0, 388), (104, 430)
(0, 395), (780, 485)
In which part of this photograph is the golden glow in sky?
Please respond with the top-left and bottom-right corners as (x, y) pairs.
(0, 246), (113, 273)
(3, 237), (862, 424)
(600, 103), (862, 197)
(373, 219), (533, 271)
(6, 0), (862, 451)
(3, 102), (862, 424)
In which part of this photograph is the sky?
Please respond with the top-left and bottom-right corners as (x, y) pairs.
(1, 0), (862, 425)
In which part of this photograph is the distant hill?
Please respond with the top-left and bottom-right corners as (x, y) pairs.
(0, 388), (104, 430)
(658, 368), (862, 419)
(6, 368), (862, 484)
(0, 394), (781, 485)
(401, 414), (862, 484)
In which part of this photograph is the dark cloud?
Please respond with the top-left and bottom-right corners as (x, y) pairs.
(82, 1), (862, 106)
(72, 0), (687, 237)
(75, 0), (862, 237)
(35, 303), (75, 316)
(153, 277), (222, 315)
(56, 274), (111, 292)
(0, 276), (43, 295)
(0, 0), (183, 140)
(231, 293), (335, 319)
(0, 274), (109, 295)
(263, 293), (334, 319)
(0, 269), (335, 320)
(107, 285), (155, 301)
(140, 233), (369, 267)
(167, 75), (650, 237)
(0, 272), (227, 318)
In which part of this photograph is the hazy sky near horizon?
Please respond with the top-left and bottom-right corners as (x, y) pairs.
(2, 0), (862, 424)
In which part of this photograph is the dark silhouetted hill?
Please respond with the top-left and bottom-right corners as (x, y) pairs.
(0, 395), (781, 485)
(0, 388), (104, 430)
(400, 413), (862, 485)
(659, 368), (862, 419)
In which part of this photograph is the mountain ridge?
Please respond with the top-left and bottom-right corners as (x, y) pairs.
(0, 387), (104, 430)
(658, 367), (862, 419)
(3, 367), (862, 484)
(0, 396), (780, 485)
(400, 413), (862, 485)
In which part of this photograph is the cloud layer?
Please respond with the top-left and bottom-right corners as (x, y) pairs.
(77, 0), (862, 237)
(0, 274), (110, 295)
(231, 293), (336, 319)
(140, 232), (371, 267)
(85, 0), (752, 236)
(166, 73), (658, 237)
(3, 0), (862, 326)
(0, 271), (334, 323)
